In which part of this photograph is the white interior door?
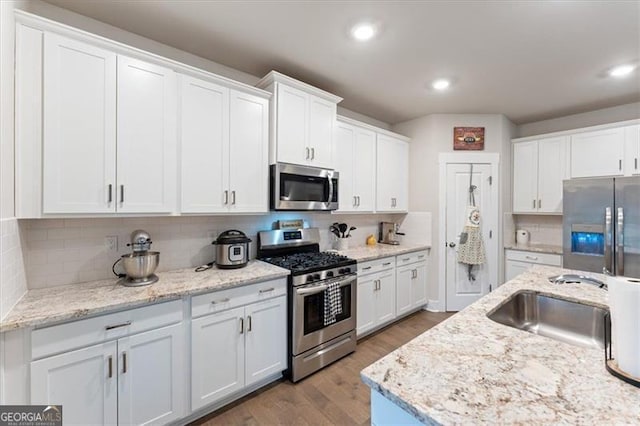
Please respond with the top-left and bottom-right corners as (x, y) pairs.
(445, 163), (498, 311)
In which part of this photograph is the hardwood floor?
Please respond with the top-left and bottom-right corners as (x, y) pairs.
(190, 310), (454, 426)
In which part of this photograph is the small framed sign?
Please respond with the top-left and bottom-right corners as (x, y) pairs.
(454, 127), (485, 150)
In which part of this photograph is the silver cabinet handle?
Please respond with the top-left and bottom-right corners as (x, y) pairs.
(247, 315), (252, 332)
(357, 196), (360, 206)
(373, 280), (378, 291)
(122, 352), (127, 374)
(306, 147), (310, 160)
(108, 356), (113, 378)
(402, 257), (410, 262)
(616, 207), (624, 276)
(311, 147), (315, 160)
(533, 199), (536, 209)
(231, 190), (236, 205)
(108, 184), (113, 203)
(383, 262), (392, 266)
(418, 255), (425, 259)
(120, 185), (124, 203)
(525, 255), (538, 261)
(619, 159), (622, 171)
(239, 317), (244, 334)
(259, 287), (275, 293)
(538, 199), (541, 209)
(211, 297), (230, 304)
(105, 321), (131, 331)
(224, 190), (229, 204)
(604, 207), (613, 275)
(362, 266), (372, 271)
(353, 196), (357, 206)
(635, 158), (638, 170)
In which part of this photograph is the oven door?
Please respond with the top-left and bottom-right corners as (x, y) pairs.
(271, 163), (339, 211)
(292, 274), (356, 356)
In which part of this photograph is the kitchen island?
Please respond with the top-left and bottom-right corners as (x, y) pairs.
(361, 265), (640, 424)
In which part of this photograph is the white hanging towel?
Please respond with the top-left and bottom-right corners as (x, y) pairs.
(456, 165), (486, 281)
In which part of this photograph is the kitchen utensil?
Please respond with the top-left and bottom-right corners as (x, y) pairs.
(330, 227), (341, 238)
(113, 229), (159, 286)
(212, 229), (251, 269)
(338, 223), (348, 238)
(346, 226), (356, 238)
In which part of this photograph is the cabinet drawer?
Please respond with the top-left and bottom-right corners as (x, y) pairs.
(396, 250), (429, 266)
(191, 278), (287, 318)
(32, 299), (183, 360)
(505, 249), (562, 266)
(358, 257), (395, 276)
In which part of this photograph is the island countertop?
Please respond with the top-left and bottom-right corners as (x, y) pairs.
(0, 260), (290, 332)
(361, 265), (640, 424)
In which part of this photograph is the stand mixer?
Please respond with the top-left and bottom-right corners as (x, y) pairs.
(115, 230), (160, 286)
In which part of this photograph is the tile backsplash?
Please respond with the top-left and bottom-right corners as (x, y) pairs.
(20, 212), (426, 289)
(1, 218), (28, 319)
(510, 214), (563, 246)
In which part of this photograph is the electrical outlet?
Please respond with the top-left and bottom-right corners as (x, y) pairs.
(105, 236), (118, 252)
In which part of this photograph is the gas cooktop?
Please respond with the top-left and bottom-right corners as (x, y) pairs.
(261, 251), (355, 275)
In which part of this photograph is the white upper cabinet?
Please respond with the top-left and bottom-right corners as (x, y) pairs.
(512, 136), (568, 214)
(257, 71), (341, 169)
(179, 76), (268, 214)
(42, 33), (117, 214)
(571, 127), (625, 178)
(117, 56), (177, 213)
(376, 134), (409, 212)
(334, 119), (376, 212)
(624, 125), (640, 176)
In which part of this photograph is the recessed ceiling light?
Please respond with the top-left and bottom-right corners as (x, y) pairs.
(609, 64), (635, 77)
(432, 79), (451, 90)
(351, 23), (376, 41)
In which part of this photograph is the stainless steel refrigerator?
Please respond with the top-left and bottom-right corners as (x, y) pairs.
(563, 176), (639, 278)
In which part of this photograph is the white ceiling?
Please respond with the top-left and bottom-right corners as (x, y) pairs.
(43, 0), (640, 124)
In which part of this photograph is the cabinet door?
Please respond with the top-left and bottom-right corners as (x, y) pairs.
(31, 341), (117, 425)
(624, 125), (640, 176)
(353, 128), (377, 212)
(191, 307), (245, 410)
(537, 136), (569, 213)
(375, 271), (396, 326)
(395, 266), (413, 317)
(376, 135), (408, 212)
(571, 128), (625, 178)
(117, 56), (177, 213)
(276, 84), (308, 165)
(505, 260), (532, 282)
(334, 123), (356, 212)
(394, 139), (409, 211)
(411, 262), (428, 309)
(512, 141), (539, 213)
(118, 323), (185, 426)
(245, 296), (287, 387)
(307, 96), (335, 168)
(42, 33), (117, 214)
(356, 275), (376, 336)
(179, 75), (229, 213)
(229, 90), (269, 213)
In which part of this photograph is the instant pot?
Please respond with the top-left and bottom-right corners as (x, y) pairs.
(212, 230), (251, 269)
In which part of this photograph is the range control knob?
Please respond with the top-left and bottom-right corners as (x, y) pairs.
(339, 267), (351, 274)
(307, 275), (315, 283)
(313, 273), (321, 281)
(326, 271), (334, 278)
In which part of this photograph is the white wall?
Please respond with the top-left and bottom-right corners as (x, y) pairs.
(517, 101), (640, 137)
(392, 114), (514, 310)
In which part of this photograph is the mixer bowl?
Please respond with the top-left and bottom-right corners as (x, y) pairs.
(121, 251), (160, 279)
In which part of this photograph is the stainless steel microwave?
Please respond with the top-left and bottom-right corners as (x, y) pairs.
(270, 163), (339, 211)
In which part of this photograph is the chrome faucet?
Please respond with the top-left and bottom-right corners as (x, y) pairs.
(549, 274), (608, 290)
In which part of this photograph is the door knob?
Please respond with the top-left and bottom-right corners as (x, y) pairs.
(448, 242), (456, 248)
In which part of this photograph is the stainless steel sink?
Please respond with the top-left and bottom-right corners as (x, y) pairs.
(487, 290), (608, 349)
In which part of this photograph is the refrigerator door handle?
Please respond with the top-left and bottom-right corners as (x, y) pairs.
(616, 207), (624, 276)
(604, 207), (613, 276)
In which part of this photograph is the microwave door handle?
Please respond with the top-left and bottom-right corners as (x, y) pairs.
(327, 175), (334, 205)
(616, 207), (624, 276)
(604, 207), (613, 276)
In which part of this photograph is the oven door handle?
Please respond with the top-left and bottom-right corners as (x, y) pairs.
(296, 276), (356, 296)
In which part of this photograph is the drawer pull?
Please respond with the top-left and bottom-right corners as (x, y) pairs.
(383, 262), (392, 266)
(402, 258), (410, 262)
(418, 255), (425, 259)
(259, 287), (275, 293)
(362, 266), (372, 271)
(105, 321), (132, 331)
(211, 298), (230, 304)
(525, 255), (539, 261)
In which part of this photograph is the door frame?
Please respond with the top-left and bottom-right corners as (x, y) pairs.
(438, 153), (500, 312)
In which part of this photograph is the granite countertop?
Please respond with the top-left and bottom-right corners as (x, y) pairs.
(504, 242), (563, 255)
(361, 265), (640, 424)
(336, 243), (430, 262)
(0, 260), (290, 332)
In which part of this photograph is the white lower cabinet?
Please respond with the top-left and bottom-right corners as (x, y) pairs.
(191, 294), (286, 411)
(396, 260), (428, 317)
(504, 249), (562, 282)
(31, 322), (185, 426)
(357, 258), (396, 337)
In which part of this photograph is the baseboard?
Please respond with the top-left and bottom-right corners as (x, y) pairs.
(425, 299), (444, 312)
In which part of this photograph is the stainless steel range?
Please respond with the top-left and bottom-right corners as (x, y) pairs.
(258, 228), (357, 382)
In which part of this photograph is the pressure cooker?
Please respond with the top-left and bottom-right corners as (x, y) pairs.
(212, 230), (251, 269)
